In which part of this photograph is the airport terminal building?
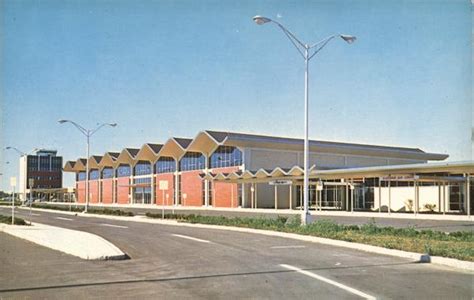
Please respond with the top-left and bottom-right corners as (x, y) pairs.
(63, 130), (473, 216)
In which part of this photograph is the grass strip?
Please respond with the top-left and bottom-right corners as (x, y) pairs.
(0, 214), (28, 225)
(146, 212), (474, 261)
(31, 204), (134, 217)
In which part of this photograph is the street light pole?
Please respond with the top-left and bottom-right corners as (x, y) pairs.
(253, 15), (356, 225)
(58, 120), (117, 213)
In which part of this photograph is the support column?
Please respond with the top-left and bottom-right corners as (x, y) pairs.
(289, 184), (293, 210)
(414, 179), (418, 215)
(362, 178), (366, 209)
(150, 173), (155, 205)
(351, 179), (354, 213)
(274, 185), (278, 210)
(318, 188), (322, 211)
(345, 182), (349, 212)
(251, 183), (255, 209)
(204, 155), (209, 207)
(443, 182), (446, 215)
(388, 178), (391, 215)
(174, 160), (179, 206)
(437, 182), (441, 213)
(378, 178), (382, 213)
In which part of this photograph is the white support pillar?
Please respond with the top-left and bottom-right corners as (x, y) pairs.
(362, 177), (366, 209)
(345, 182), (349, 212)
(204, 155), (209, 207)
(174, 160), (179, 206)
(251, 183), (255, 209)
(414, 179), (418, 215)
(150, 173), (154, 205)
(318, 189), (322, 211)
(289, 184), (293, 210)
(378, 179), (382, 213)
(351, 179), (354, 213)
(437, 182), (441, 213)
(443, 182), (446, 215)
(274, 185), (278, 210)
(388, 178), (391, 215)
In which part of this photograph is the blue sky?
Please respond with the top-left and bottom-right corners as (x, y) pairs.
(1, 0), (472, 189)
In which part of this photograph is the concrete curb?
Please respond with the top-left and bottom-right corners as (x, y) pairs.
(40, 202), (474, 221)
(16, 206), (474, 272)
(0, 222), (128, 260)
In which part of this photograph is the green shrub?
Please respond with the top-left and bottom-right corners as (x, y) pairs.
(0, 214), (28, 225)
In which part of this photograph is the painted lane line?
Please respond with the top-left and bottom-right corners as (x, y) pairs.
(171, 234), (212, 244)
(271, 245), (306, 249)
(55, 217), (74, 221)
(280, 264), (376, 300)
(99, 223), (128, 229)
(31, 213), (41, 216)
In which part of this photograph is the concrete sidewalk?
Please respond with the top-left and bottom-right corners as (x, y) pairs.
(0, 222), (127, 260)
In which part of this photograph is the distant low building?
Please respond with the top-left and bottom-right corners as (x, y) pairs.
(19, 149), (63, 200)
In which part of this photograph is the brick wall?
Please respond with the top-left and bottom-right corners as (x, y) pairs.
(116, 177), (130, 204)
(76, 181), (85, 203)
(89, 180), (100, 203)
(180, 170), (203, 207)
(211, 166), (240, 208)
(101, 179), (113, 204)
(155, 173), (175, 206)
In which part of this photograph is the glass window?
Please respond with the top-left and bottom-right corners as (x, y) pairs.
(134, 161), (152, 176)
(39, 156), (50, 171)
(179, 152), (205, 171)
(51, 157), (63, 171)
(78, 172), (86, 181)
(155, 157), (176, 173)
(90, 170), (99, 180)
(102, 167), (114, 179)
(27, 156), (38, 171)
(116, 164), (131, 177)
(209, 146), (242, 168)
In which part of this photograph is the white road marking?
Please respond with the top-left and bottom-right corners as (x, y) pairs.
(171, 234), (212, 244)
(31, 213), (41, 216)
(271, 245), (306, 249)
(55, 217), (73, 221)
(99, 223), (128, 229)
(280, 264), (376, 300)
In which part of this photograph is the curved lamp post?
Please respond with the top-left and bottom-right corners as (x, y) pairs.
(253, 15), (356, 225)
(58, 120), (117, 213)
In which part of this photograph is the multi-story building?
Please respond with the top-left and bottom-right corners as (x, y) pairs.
(19, 149), (63, 200)
(63, 130), (470, 214)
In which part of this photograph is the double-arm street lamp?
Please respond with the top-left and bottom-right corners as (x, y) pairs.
(253, 15), (356, 225)
(58, 120), (117, 213)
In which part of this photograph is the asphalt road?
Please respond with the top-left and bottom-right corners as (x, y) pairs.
(0, 206), (472, 299)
